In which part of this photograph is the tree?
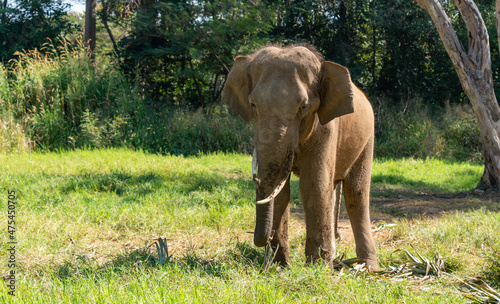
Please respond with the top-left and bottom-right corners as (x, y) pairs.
(267, 0), (462, 106)
(0, 0), (75, 62)
(85, 0), (96, 58)
(415, 0), (500, 190)
(1, 0), (8, 24)
(118, 0), (275, 109)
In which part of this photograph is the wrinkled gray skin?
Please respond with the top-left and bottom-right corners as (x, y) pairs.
(222, 45), (379, 271)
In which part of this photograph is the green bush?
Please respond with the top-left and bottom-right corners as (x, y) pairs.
(0, 40), (253, 155)
(374, 99), (482, 162)
(1, 40), (141, 150)
(0, 42), (484, 160)
(375, 99), (438, 159)
(125, 107), (253, 155)
(441, 104), (482, 161)
(30, 103), (67, 149)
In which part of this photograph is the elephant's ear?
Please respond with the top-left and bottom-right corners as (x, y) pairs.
(222, 56), (253, 122)
(317, 61), (355, 125)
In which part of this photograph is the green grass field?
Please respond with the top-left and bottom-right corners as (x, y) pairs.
(1, 149), (499, 303)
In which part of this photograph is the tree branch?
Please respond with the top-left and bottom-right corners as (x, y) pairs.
(415, 0), (468, 71)
(453, 0), (491, 77)
(101, 1), (120, 57)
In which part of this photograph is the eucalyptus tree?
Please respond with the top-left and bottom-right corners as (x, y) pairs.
(416, 0), (500, 190)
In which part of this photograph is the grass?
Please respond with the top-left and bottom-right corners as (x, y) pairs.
(372, 158), (482, 193)
(0, 149), (498, 303)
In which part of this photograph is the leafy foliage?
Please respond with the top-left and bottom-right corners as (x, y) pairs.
(1, 39), (140, 149)
(0, 0), (491, 161)
(268, 0), (464, 106)
(0, 0), (496, 110)
(118, 0), (275, 109)
(0, 0), (79, 62)
(0, 40), (254, 153)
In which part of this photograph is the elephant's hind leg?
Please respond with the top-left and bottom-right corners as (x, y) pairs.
(333, 182), (342, 240)
(342, 136), (379, 271)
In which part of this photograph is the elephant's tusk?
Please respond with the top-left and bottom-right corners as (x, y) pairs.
(268, 230), (275, 243)
(256, 152), (294, 205)
(252, 148), (261, 186)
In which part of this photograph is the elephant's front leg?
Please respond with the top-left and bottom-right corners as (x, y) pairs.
(271, 177), (291, 266)
(300, 169), (335, 265)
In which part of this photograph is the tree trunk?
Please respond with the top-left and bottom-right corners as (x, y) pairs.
(188, 59), (205, 110)
(101, 1), (119, 56)
(140, 0), (154, 10)
(415, 0), (500, 190)
(1, 0), (7, 24)
(85, 0), (97, 60)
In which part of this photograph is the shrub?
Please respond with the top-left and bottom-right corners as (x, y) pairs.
(374, 98), (482, 162)
(125, 106), (253, 155)
(1, 39), (141, 150)
(441, 104), (482, 162)
(374, 99), (440, 159)
(80, 110), (128, 149)
(0, 41), (485, 160)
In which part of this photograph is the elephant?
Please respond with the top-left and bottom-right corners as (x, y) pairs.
(222, 44), (379, 271)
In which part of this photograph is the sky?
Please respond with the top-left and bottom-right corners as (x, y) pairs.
(71, 4), (85, 13)
(8, 0), (85, 13)
(65, 0), (86, 13)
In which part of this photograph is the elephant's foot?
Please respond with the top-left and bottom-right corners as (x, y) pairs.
(271, 238), (290, 267)
(364, 257), (380, 272)
(272, 251), (289, 267)
(305, 239), (335, 265)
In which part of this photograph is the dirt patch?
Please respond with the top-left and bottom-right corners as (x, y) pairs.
(290, 191), (500, 243)
(372, 191), (500, 219)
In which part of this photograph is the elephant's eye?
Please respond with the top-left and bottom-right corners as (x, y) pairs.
(250, 101), (257, 113)
(250, 100), (258, 116)
(299, 104), (309, 116)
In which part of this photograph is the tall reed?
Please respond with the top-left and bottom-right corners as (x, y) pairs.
(1, 39), (141, 150)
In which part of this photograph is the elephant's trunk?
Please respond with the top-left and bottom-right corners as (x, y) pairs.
(254, 200), (274, 247)
(255, 151), (293, 204)
(252, 150), (294, 247)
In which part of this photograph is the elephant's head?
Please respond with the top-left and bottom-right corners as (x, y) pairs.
(222, 45), (355, 247)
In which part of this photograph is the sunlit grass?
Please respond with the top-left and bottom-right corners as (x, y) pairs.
(372, 158), (483, 194)
(0, 149), (495, 303)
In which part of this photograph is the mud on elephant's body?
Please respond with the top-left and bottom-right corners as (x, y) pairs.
(222, 45), (379, 271)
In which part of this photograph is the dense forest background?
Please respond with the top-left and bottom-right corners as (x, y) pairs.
(0, 0), (492, 160)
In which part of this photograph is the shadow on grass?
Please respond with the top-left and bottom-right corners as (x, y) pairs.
(53, 249), (152, 280)
(50, 240), (268, 282)
(56, 169), (255, 205)
(163, 170), (253, 195)
(60, 172), (165, 196)
(290, 173), (499, 220)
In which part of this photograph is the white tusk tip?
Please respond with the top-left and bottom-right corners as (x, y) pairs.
(256, 198), (272, 204)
